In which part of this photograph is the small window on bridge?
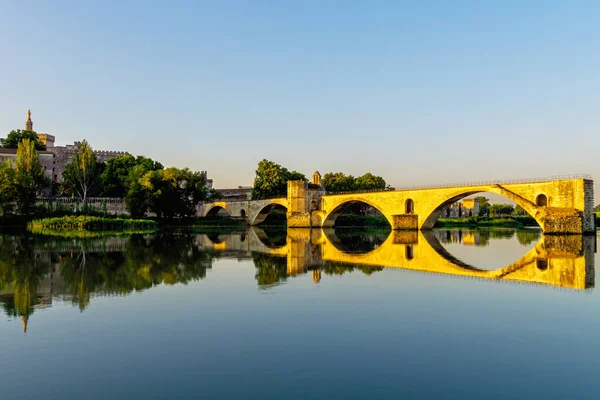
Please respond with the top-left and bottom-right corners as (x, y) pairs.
(405, 199), (414, 214)
(240, 209), (246, 218)
(405, 245), (414, 260)
(536, 259), (548, 271)
(536, 194), (548, 207)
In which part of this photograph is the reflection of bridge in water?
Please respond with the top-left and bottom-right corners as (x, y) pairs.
(198, 228), (596, 290)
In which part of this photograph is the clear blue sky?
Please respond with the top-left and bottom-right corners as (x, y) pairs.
(1, 1), (598, 192)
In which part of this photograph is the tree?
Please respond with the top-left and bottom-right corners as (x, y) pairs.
(100, 155), (163, 198)
(489, 204), (514, 217)
(0, 161), (16, 215)
(140, 168), (211, 218)
(322, 172), (387, 192)
(322, 172), (355, 192)
(61, 140), (100, 203)
(125, 165), (150, 218)
(13, 139), (49, 214)
(514, 205), (526, 215)
(475, 196), (490, 216)
(2, 130), (46, 150)
(251, 159), (306, 200)
(353, 173), (386, 190)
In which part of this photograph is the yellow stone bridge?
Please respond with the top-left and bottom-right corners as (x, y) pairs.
(198, 175), (595, 234)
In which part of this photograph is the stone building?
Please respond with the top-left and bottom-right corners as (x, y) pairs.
(445, 198), (480, 218)
(2, 111), (129, 184)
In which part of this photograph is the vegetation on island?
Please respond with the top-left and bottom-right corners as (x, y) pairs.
(29, 215), (157, 233)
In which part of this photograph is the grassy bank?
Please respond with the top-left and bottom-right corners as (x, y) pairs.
(29, 216), (158, 232)
(435, 216), (538, 228)
(29, 228), (157, 238)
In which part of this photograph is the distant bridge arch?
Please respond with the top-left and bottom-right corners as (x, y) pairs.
(322, 199), (393, 228)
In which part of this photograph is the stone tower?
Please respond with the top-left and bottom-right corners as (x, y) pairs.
(312, 171), (321, 185)
(25, 110), (33, 131)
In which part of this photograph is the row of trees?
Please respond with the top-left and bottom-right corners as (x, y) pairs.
(473, 196), (525, 217)
(251, 159), (389, 200)
(321, 172), (387, 192)
(60, 141), (217, 218)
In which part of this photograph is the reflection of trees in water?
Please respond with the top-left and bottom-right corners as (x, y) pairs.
(322, 261), (383, 276)
(0, 235), (51, 330)
(331, 229), (389, 253)
(516, 230), (541, 246)
(434, 229), (522, 247)
(59, 234), (216, 310)
(252, 252), (287, 287)
(0, 233), (217, 315)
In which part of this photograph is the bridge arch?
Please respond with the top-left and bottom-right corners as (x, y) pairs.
(420, 186), (542, 230)
(322, 199), (392, 228)
(250, 203), (288, 226)
(205, 205), (231, 218)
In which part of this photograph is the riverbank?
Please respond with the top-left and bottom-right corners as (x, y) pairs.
(434, 216), (538, 228)
(28, 216), (157, 234)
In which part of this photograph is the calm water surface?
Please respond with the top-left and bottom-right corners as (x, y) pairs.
(0, 227), (598, 399)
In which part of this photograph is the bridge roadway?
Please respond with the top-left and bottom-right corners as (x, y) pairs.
(196, 227), (595, 290)
(198, 176), (595, 234)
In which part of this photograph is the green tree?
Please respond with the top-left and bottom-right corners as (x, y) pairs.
(321, 172), (387, 192)
(125, 164), (151, 218)
(100, 155), (163, 198)
(61, 140), (100, 203)
(353, 173), (386, 190)
(13, 139), (49, 214)
(475, 196), (490, 216)
(514, 205), (526, 215)
(251, 159), (306, 200)
(0, 161), (16, 216)
(140, 168), (211, 218)
(322, 172), (355, 192)
(489, 204), (515, 216)
(2, 129), (46, 150)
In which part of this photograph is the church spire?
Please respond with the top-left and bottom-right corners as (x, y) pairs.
(25, 110), (33, 131)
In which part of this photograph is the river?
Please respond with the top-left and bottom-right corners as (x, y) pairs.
(0, 227), (598, 399)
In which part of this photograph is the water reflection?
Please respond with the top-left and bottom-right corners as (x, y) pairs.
(0, 228), (595, 331)
(433, 228), (541, 247)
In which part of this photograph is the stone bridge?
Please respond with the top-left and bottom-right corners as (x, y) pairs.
(199, 175), (595, 234)
(197, 228), (595, 290)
